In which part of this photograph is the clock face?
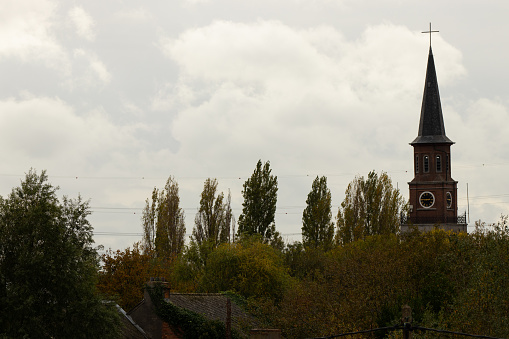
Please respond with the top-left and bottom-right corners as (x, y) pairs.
(446, 192), (452, 208)
(419, 191), (435, 208)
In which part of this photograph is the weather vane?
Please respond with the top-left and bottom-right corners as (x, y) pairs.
(422, 22), (439, 47)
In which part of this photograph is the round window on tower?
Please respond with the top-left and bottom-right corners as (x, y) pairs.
(419, 191), (435, 208)
(446, 192), (452, 209)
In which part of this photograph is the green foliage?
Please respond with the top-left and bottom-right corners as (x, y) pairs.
(443, 219), (509, 337)
(237, 160), (278, 243)
(336, 170), (405, 245)
(0, 170), (120, 338)
(266, 226), (509, 338)
(142, 176), (186, 258)
(302, 176), (334, 250)
(283, 242), (329, 281)
(271, 234), (408, 338)
(170, 240), (210, 293)
(141, 188), (158, 253)
(199, 237), (292, 301)
(147, 284), (243, 339)
(193, 178), (233, 247)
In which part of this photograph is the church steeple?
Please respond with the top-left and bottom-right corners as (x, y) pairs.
(411, 47), (453, 145)
(402, 36), (467, 234)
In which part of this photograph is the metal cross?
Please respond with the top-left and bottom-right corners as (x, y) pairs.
(422, 22), (439, 46)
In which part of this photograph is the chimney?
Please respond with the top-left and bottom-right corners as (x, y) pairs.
(147, 277), (170, 299)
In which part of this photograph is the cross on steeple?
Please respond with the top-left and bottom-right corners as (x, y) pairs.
(422, 22), (439, 46)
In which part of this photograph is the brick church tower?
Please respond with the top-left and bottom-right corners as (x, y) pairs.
(401, 46), (467, 232)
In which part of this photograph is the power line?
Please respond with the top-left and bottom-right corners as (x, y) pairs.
(89, 190), (509, 212)
(310, 324), (506, 339)
(413, 326), (504, 339)
(2, 161), (508, 182)
(0, 169), (414, 184)
(95, 232), (143, 236)
(94, 231), (303, 237)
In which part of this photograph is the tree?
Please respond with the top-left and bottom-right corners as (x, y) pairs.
(200, 237), (292, 301)
(302, 176), (334, 250)
(237, 160), (278, 243)
(336, 170), (405, 245)
(142, 176), (186, 258)
(192, 178), (232, 248)
(97, 243), (170, 311)
(0, 170), (120, 338)
(141, 187), (158, 253)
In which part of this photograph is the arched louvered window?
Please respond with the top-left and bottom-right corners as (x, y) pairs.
(424, 155), (429, 173)
(436, 155), (442, 172)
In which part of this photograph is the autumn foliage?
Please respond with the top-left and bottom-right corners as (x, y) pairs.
(97, 243), (171, 310)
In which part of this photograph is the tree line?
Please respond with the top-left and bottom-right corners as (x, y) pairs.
(140, 159), (407, 259)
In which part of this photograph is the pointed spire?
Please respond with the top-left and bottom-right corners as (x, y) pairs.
(411, 47), (454, 145)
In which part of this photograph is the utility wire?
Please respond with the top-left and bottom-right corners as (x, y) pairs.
(413, 326), (505, 339)
(309, 325), (400, 338)
(0, 170), (409, 181)
(309, 325), (507, 339)
(93, 232), (303, 237)
(89, 192), (509, 213)
(2, 161), (508, 181)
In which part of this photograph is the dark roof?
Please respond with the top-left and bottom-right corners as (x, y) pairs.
(167, 293), (259, 333)
(116, 305), (149, 339)
(411, 47), (454, 145)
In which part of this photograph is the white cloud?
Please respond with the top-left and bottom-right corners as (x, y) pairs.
(89, 58), (111, 83)
(443, 97), (509, 224)
(0, 96), (78, 159)
(0, 95), (144, 171)
(115, 7), (153, 22)
(122, 101), (144, 117)
(68, 6), (96, 41)
(71, 49), (112, 86)
(161, 21), (333, 85)
(182, 0), (211, 4)
(0, 0), (69, 72)
(161, 21), (464, 106)
(450, 98), (509, 160)
(151, 83), (196, 111)
(158, 21), (466, 176)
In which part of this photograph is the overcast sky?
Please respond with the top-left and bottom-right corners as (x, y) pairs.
(2, 0), (509, 252)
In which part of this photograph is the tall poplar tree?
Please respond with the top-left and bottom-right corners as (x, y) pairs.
(302, 176), (334, 250)
(192, 178), (232, 247)
(336, 170), (405, 245)
(142, 176), (186, 258)
(141, 188), (158, 253)
(237, 160), (278, 243)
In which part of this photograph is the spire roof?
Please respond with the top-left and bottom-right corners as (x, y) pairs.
(411, 47), (454, 145)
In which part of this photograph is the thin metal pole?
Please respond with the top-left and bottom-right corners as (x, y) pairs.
(467, 183), (470, 223)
